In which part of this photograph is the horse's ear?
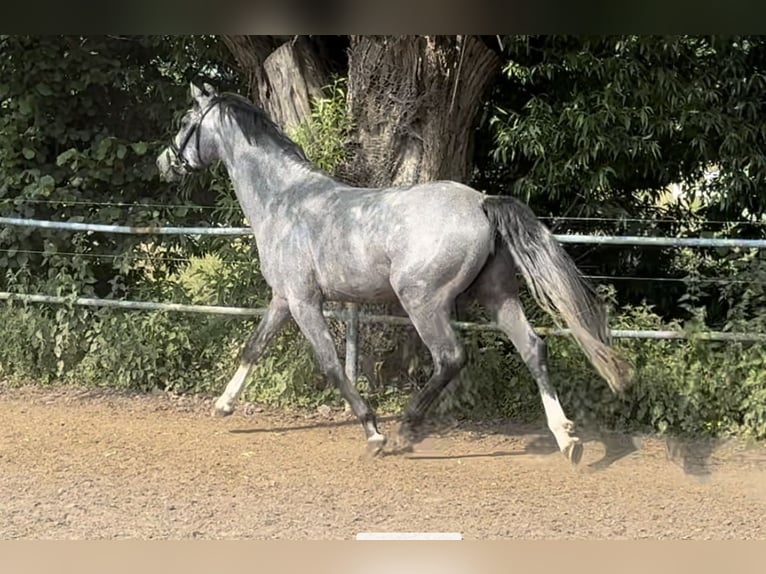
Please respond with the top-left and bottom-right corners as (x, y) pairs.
(202, 82), (218, 97)
(189, 79), (218, 104)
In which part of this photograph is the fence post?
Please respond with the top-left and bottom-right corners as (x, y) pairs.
(343, 302), (360, 414)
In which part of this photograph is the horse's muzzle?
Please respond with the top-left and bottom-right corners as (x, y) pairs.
(156, 148), (185, 182)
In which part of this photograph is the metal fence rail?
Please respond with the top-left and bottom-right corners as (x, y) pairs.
(5, 216), (766, 248)
(2, 291), (765, 343)
(4, 215), (766, 388)
(0, 216), (251, 236)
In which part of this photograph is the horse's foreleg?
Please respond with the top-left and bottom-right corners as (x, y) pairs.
(288, 297), (386, 456)
(214, 296), (291, 416)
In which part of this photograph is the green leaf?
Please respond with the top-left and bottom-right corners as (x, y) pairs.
(22, 148), (36, 160)
(131, 142), (148, 156)
(116, 144), (127, 159)
(38, 175), (56, 195)
(18, 98), (32, 115)
(95, 138), (113, 160)
(56, 148), (78, 167)
(36, 83), (53, 96)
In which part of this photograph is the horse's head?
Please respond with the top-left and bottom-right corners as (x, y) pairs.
(157, 80), (223, 182)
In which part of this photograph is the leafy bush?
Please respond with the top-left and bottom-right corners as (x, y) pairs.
(3, 281), (766, 439)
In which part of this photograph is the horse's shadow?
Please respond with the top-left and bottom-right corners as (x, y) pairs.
(229, 416), (714, 476)
(228, 414), (399, 434)
(229, 416), (719, 476)
(584, 431), (642, 471)
(406, 429), (720, 476)
(662, 436), (720, 478)
(508, 429), (719, 477)
(408, 427), (642, 471)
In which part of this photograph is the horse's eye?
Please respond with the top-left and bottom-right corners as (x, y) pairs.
(175, 111), (194, 129)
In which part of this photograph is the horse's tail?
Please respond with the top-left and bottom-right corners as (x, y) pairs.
(481, 196), (634, 393)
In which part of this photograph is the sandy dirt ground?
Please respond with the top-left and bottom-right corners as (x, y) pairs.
(2, 384), (766, 540)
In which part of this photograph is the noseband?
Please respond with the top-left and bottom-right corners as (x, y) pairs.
(168, 96), (223, 172)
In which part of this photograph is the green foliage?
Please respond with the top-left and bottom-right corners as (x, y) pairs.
(72, 310), (240, 394)
(475, 35), (766, 326)
(289, 78), (353, 175)
(486, 36), (766, 214)
(0, 255), (328, 406)
(0, 300), (239, 393)
(0, 35), (242, 300)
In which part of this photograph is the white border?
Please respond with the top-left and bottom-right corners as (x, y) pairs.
(355, 532), (462, 540)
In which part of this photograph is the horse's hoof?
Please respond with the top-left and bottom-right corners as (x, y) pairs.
(563, 440), (584, 465)
(212, 405), (234, 418)
(387, 432), (415, 455)
(366, 434), (387, 458)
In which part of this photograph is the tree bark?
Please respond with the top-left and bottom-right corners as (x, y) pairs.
(221, 35), (333, 132)
(340, 35), (501, 187)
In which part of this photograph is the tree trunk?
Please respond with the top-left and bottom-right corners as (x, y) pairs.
(340, 35), (502, 392)
(340, 35), (501, 187)
(221, 35), (333, 132)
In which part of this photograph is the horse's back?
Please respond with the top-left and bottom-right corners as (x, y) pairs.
(275, 180), (494, 303)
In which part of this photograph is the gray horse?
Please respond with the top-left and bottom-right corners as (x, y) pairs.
(156, 80), (633, 464)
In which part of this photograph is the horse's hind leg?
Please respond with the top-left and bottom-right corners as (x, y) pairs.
(287, 296), (386, 456)
(214, 295), (291, 416)
(475, 264), (583, 464)
(394, 303), (467, 451)
(495, 292), (582, 463)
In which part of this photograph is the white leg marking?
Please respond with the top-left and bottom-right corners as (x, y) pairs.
(366, 430), (387, 456)
(215, 362), (252, 415)
(540, 391), (577, 451)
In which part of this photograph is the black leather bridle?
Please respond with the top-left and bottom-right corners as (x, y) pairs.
(167, 95), (223, 172)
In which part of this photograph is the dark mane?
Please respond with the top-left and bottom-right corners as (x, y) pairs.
(218, 93), (312, 165)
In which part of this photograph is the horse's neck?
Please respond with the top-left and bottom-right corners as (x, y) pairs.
(222, 139), (335, 236)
